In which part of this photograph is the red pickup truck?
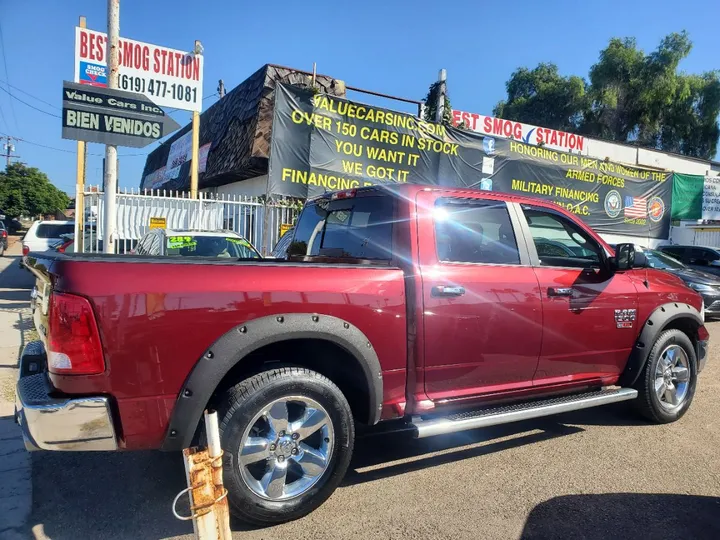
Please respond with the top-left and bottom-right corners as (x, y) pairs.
(17, 185), (708, 525)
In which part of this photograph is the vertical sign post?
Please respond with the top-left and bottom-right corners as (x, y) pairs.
(190, 40), (203, 200)
(102, 0), (120, 254)
(74, 16), (87, 254)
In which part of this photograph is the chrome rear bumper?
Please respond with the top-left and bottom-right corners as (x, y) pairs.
(15, 341), (117, 451)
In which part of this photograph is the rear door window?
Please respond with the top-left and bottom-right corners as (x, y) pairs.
(435, 199), (520, 265)
(690, 248), (720, 265)
(35, 224), (75, 239)
(289, 195), (394, 260)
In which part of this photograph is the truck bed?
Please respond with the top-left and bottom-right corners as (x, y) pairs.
(26, 251), (408, 449)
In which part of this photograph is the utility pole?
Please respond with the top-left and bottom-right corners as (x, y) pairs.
(74, 16), (88, 253)
(189, 40), (203, 200)
(2, 136), (18, 167)
(102, 0), (120, 253)
(435, 69), (447, 124)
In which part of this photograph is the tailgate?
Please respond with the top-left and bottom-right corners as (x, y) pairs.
(27, 253), (58, 345)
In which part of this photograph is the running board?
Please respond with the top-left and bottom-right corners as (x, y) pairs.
(411, 388), (638, 439)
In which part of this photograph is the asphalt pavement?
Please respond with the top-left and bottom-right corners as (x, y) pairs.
(2, 254), (719, 539)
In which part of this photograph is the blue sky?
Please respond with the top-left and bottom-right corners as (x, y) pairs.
(1, 0), (718, 194)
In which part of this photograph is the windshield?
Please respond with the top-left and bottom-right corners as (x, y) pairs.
(642, 248), (685, 270)
(166, 235), (261, 259)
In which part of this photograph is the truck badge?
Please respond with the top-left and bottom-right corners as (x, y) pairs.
(614, 309), (636, 328)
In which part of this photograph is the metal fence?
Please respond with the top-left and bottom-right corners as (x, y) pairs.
(80, 186), (301, 255)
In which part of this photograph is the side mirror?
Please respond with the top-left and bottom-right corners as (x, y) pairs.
(614, 243), (638, 271)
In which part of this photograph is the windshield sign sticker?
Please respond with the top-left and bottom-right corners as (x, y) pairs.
(167, 236), (197, 250)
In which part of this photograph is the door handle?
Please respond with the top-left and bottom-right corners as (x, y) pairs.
(548, 287), (573, 297)
(432, 285), (466, 297)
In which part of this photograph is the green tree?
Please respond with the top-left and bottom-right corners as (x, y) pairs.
(0, 163), (70, 218)
(495, 32), (720, 159)
(424, 81), (453, 126)
(493, 63), (587, 133)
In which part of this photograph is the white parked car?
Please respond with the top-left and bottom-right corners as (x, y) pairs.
(22, 221), (75, 259)
(134, 229), (261, 258)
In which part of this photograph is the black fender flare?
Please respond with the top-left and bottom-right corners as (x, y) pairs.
(619, 302), (703, 387)
(161, 313), (383, 451)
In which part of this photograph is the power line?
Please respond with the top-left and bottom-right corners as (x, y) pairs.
(0, 79), (58, 110)
(0, 22), (20, 133)
(0, 131), (146, 158)
(0, 86), (61, 118)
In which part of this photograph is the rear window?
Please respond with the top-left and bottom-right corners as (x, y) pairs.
(288, 195), (393, 260)
(35, 224), (75, 239)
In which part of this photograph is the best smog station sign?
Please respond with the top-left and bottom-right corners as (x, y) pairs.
(61, 81), (180, 147)
(451, 109), (586, 154)
(74, 27), (203, 112)
(269, 84), (672, 238)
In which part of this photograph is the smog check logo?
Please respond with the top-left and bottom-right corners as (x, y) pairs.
(79, 61), (108, 87)
(648, 196), (665, 223)
(604, 190), (622, 218)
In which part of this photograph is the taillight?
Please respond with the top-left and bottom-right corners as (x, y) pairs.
(1, 230), (6, 238)
(58, 240), (73, 253)
(22, 244), (29, 256)
(47, 292), (105, 375)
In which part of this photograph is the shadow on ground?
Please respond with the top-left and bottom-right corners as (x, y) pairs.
(521, 493), (720, 539)
(27, 399), (670, 538)
(28, 414), (589, 539)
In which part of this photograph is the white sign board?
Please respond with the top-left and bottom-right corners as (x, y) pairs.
(166, 131), (210, 179)
(702, 176), (720, 220)
(166, 131), (193, 178)
(451, 109), (586, 154)
(74, 27), (203, 112)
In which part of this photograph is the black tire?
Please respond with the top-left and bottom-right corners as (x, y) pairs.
(633, 329), (697, 423)
(217, 367), (354, 526)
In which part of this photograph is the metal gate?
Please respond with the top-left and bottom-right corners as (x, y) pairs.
(80, 186), (300, 255)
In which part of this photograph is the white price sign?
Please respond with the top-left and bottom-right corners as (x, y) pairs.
(74, 27), (203, 112)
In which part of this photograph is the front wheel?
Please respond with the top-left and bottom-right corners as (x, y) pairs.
(218, 367), (354, 526)
(634, 329), (697, 423)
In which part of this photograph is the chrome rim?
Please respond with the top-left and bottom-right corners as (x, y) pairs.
(238, 396), (334, 501)
(655, 345), (691, 411)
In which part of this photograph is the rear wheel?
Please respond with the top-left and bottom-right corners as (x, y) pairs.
(218, 367), (354, 525)
(634, 329), (697, 423)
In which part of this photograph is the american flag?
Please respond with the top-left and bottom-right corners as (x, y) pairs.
(624, 196), (647, 218)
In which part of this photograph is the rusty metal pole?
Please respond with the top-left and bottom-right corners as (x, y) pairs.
(181, 447), (219, 539)
(205, 410), (232, 540)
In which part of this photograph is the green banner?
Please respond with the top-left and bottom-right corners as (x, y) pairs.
(671, 173), (704, 220)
